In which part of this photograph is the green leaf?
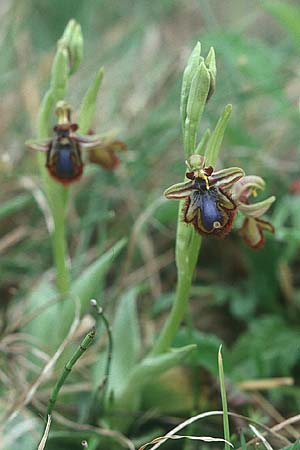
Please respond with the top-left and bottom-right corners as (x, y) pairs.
(0, 193), (32, 220)
(107, 286), (141, 397)
(108, 344), (196, 428)
(283, 440), (300, 450)
(129, 344), (196, 389)
(205, 103), (232, 166)
(78, 67), (104, 133)
(174, 328), (223, 375)
(23, 278), (59, 348)
(230, 316), (300, 380)
(71, 238), (126, 313)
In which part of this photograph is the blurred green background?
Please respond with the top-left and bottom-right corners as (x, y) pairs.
(1, 0), (300, 446)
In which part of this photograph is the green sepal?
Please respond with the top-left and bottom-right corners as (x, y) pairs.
(59, 19), (83, 75)
(180, 42), (202, 130)
(195, 128), (211, 155)
(78, 67), (104, 133)
(184, 62), (210, 158)
(205, 104), (232, 166)
(205, 47), (216, 102)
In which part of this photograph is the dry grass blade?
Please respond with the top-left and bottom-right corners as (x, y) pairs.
(3, 297), (80, 425)
(20, 176), (54, 232)
(0, 226), (29, 254)
(249, 425), (274, 450)
(237, 377), (293, 390)
(4, 293), (62, 335)
(144, 410), (290, 450)
(38, 415), (51, 450)
(271, 413), (300, 433)
(251, 392), (299, 440)
(139, 434), (233, 450)
(120, 196), (166, 284)
(141, 411), (223, 450)
(32, 398), (136, 450)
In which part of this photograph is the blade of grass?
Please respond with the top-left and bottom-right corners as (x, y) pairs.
(218, 345), (231, 450)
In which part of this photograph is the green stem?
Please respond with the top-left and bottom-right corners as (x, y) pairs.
(46, 327), (96, 418)
(51, 206), (71, 295)
(35, 21), (82, 296)
(152, 224), (201, 355)
(152, 43), (230, 356)
(152, 273), (192, 355)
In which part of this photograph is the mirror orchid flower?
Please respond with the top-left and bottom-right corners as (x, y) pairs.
(232, 176), (275, 249)
(26, 101), (126, 185)
(164, 156), (275, 248)
(164, 154), (244, 237)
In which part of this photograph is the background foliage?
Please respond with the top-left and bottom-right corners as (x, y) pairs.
(0, 0), (300, 449)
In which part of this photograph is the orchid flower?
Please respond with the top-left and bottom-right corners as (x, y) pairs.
(232, 175), (276, 249)
(26, 102), (126, 184)
(164, 154), (244, 237)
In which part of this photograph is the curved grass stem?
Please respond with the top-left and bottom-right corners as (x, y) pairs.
(46, 327), (96, 418)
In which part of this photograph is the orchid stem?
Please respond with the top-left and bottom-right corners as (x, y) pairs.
(152, 43), (231, 355)
(152, 43), (211, 354)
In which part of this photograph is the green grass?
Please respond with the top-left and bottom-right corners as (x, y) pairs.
(1, 1), (300, 449)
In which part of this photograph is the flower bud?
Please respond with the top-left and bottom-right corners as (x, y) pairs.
(59, 19), (83, 75)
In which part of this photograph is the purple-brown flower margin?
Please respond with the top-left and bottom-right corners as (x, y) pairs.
(232, 175), (275, 249)
(164, 156), (276, 248)
(164, 155), (244, 237)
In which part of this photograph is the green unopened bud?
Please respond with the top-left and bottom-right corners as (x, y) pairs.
(205, 47), (216, 102)
(181, 42), (203, 129)
(184, 62), (210, 157)
(59, 19), (83, 75)
(181, 43), (218, 157)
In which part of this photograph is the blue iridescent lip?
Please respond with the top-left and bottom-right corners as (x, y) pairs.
(192, 189), (223, 231)
(56, 146), (74, 177)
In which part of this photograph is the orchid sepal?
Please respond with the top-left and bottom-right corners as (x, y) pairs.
(238, 217), (275, 249)
(164, 180), (195, 199)
(238, 195), (276, 218)
(232, 175), (266, 202)
(209, 167), (245, 189)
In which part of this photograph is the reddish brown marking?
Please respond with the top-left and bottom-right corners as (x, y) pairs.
(182, 196), (236, 238)
(46, 163), (83, 185)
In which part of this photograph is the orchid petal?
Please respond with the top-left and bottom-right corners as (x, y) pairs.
(26, 139), (52, 152)
(87, 140), (126, 170)
(238, 217), (274, 249)
(209, 167), (244, 189)
(238, 195), (276, 218)
(164, 180), (195, 199)
(232, 175), (265, 201)
(183, 187), (236, 236)
(74, 134), (106, 148)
